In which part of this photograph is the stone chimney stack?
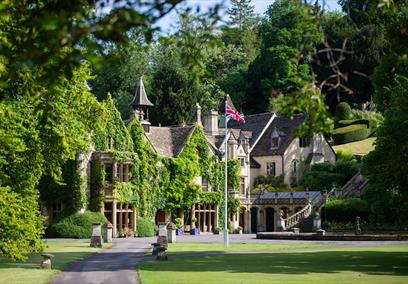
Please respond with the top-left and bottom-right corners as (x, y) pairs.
(204, 110), (219, 135)
(195, 103), (202, 126)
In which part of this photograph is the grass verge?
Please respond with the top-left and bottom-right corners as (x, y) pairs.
(0, 241), (111, 284)
(140, 245), (408, 284)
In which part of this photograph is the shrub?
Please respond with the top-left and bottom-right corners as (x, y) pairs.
(352, 109), (384, 130)
(136, 217), (155, 237)
(332, 124), (371, 144)
(337, 119), (370, 128)
(47, 211), (108, 238)
(335, 150), (356, 163)
(335, 102), (353, 120)
(303, 171), (345, 191)
(173, 217), (183, 228)
(303, 162), (360, 191)
(323, 198), (369, 223)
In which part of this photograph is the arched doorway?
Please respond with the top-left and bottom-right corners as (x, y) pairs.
(250, 207), (258, 233)
(265, 207), (275, 232)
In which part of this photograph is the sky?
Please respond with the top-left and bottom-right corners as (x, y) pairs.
(155, 0), (342, 34)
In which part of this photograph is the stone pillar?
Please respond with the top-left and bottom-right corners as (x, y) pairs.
(125, 204), (129, 231)
(132, 206), (137, 234)
(112, 200), (117, 237)
(203, 205), (207, 232)
(197, 204), (201, 231)
(208, 205), (212, 232)
(113, 162), (118, 179)
(214, 205), (219, 229)
(247, 208), (251, 233)
(118, 203), (123, 236)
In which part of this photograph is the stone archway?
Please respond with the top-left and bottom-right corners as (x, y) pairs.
(265, 207), (275, 232)
(250, 207), (258, 233)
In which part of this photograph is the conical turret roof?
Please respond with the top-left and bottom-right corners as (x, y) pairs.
(130, 77), (153, 108)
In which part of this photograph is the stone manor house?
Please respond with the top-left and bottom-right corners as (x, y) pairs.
(43, 79), (336, 236)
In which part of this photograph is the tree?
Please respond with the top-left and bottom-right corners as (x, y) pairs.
(363, 1), (408, 225)
(227, 0), (255, 30)
(245, 0), (322, 114)
(0, 0), (185, 261)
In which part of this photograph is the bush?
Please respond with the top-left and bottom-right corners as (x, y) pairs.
(136, 217), (155, 237)
(303, 162), (360, 191)
(323, 198), (369, 223)
(335, 150), (356, 163)
(352, 109), (384, 130)
(332, 124), (371, 144)
(337, 119), (370, 128)
(303, 171), (345, 191)
(335, 102), (353, 120)
(47, 211), (108, 238)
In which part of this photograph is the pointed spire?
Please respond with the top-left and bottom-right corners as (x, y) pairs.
(130, 77), (153, 108)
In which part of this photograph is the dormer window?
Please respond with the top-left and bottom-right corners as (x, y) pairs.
(271, 128), (279, 149)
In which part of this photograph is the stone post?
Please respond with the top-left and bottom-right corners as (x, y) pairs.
(90, 223), (103, 247)
(104, 222), (113, 243)
(112, 199), (117, 237)
(313, 212), (321, 231)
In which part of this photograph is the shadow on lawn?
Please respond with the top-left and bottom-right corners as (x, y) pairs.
(141, 250), (408, 276)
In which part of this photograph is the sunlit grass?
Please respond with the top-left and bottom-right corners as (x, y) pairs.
(0, 241), (111, 284)
(140, 246), (408, 284)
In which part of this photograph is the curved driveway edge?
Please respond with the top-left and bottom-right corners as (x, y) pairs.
(51, 238), (151, 284)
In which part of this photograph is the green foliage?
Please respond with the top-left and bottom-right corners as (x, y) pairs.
(89, 161), (106, 212)
(246, 0), (322, 113)
(352, 109), (384, 130)
(228, 197), (241, 214)
(335, 150), (357, 163)
(323, 198), (369, 223)
(275, 83), (334, 137)
(137, 217), (155, 237)
(252, 174), (292, 192)
(332, 124), (371, 144)
(174, 218), (183, 228)
(47, 211), (108, 239)
(335, 102), (353, 121)
(93, 95), (133, 152)
(303, 162), (360, 191)
(39, 159), (87, 212)
(0, 186), (44, 261)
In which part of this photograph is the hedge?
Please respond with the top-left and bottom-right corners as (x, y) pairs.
(47, 211), (108, 238)
(335, 102), (353, 120)
(332, 124), (371, 144)
(136, 217), (155, 237)
(337, 119), (370, 128)
(303, 162), (360, 191)
(323, 198), (369, 223)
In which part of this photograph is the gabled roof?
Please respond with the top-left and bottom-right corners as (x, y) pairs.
(229, 113), (275, 148)
(145, 125), (194, 157)
(251, 114), (305, 156)
(130, 78), (153, 108)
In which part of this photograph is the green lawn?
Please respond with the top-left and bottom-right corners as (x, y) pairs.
(140, 246), (408, 284)
(333, 137), (376, 155)
(0, 241), (110, 284)
(164, 242), (335, 255)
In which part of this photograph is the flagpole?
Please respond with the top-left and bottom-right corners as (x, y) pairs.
(224, 99), (229, 248)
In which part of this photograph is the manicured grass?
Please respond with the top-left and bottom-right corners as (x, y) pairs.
(0, 241), (110, 284)
(140, 246), (408, 284)
(333, 137), (376, 155)
(164, 242), (335, 255)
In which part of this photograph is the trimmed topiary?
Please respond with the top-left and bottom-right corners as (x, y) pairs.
(335, 102), (353, 121)
(47, 211), (108, 238)
(332, 124), (371, 144)
(136, 217), (155, 237)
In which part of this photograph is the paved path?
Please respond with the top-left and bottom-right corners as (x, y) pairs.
(51, 238), (151, 284)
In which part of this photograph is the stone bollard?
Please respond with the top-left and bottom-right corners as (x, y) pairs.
(167, 222), (177, 243)
(90, 223), (103, 248)
(156, 246), (168, 261)
(104, 222), (113, 243)
(293, 228), (300, 234)
(40, 253), (54, 269)
(355, 216), (362, 235)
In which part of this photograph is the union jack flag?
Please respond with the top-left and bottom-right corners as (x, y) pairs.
(225, 96), (245, 124)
